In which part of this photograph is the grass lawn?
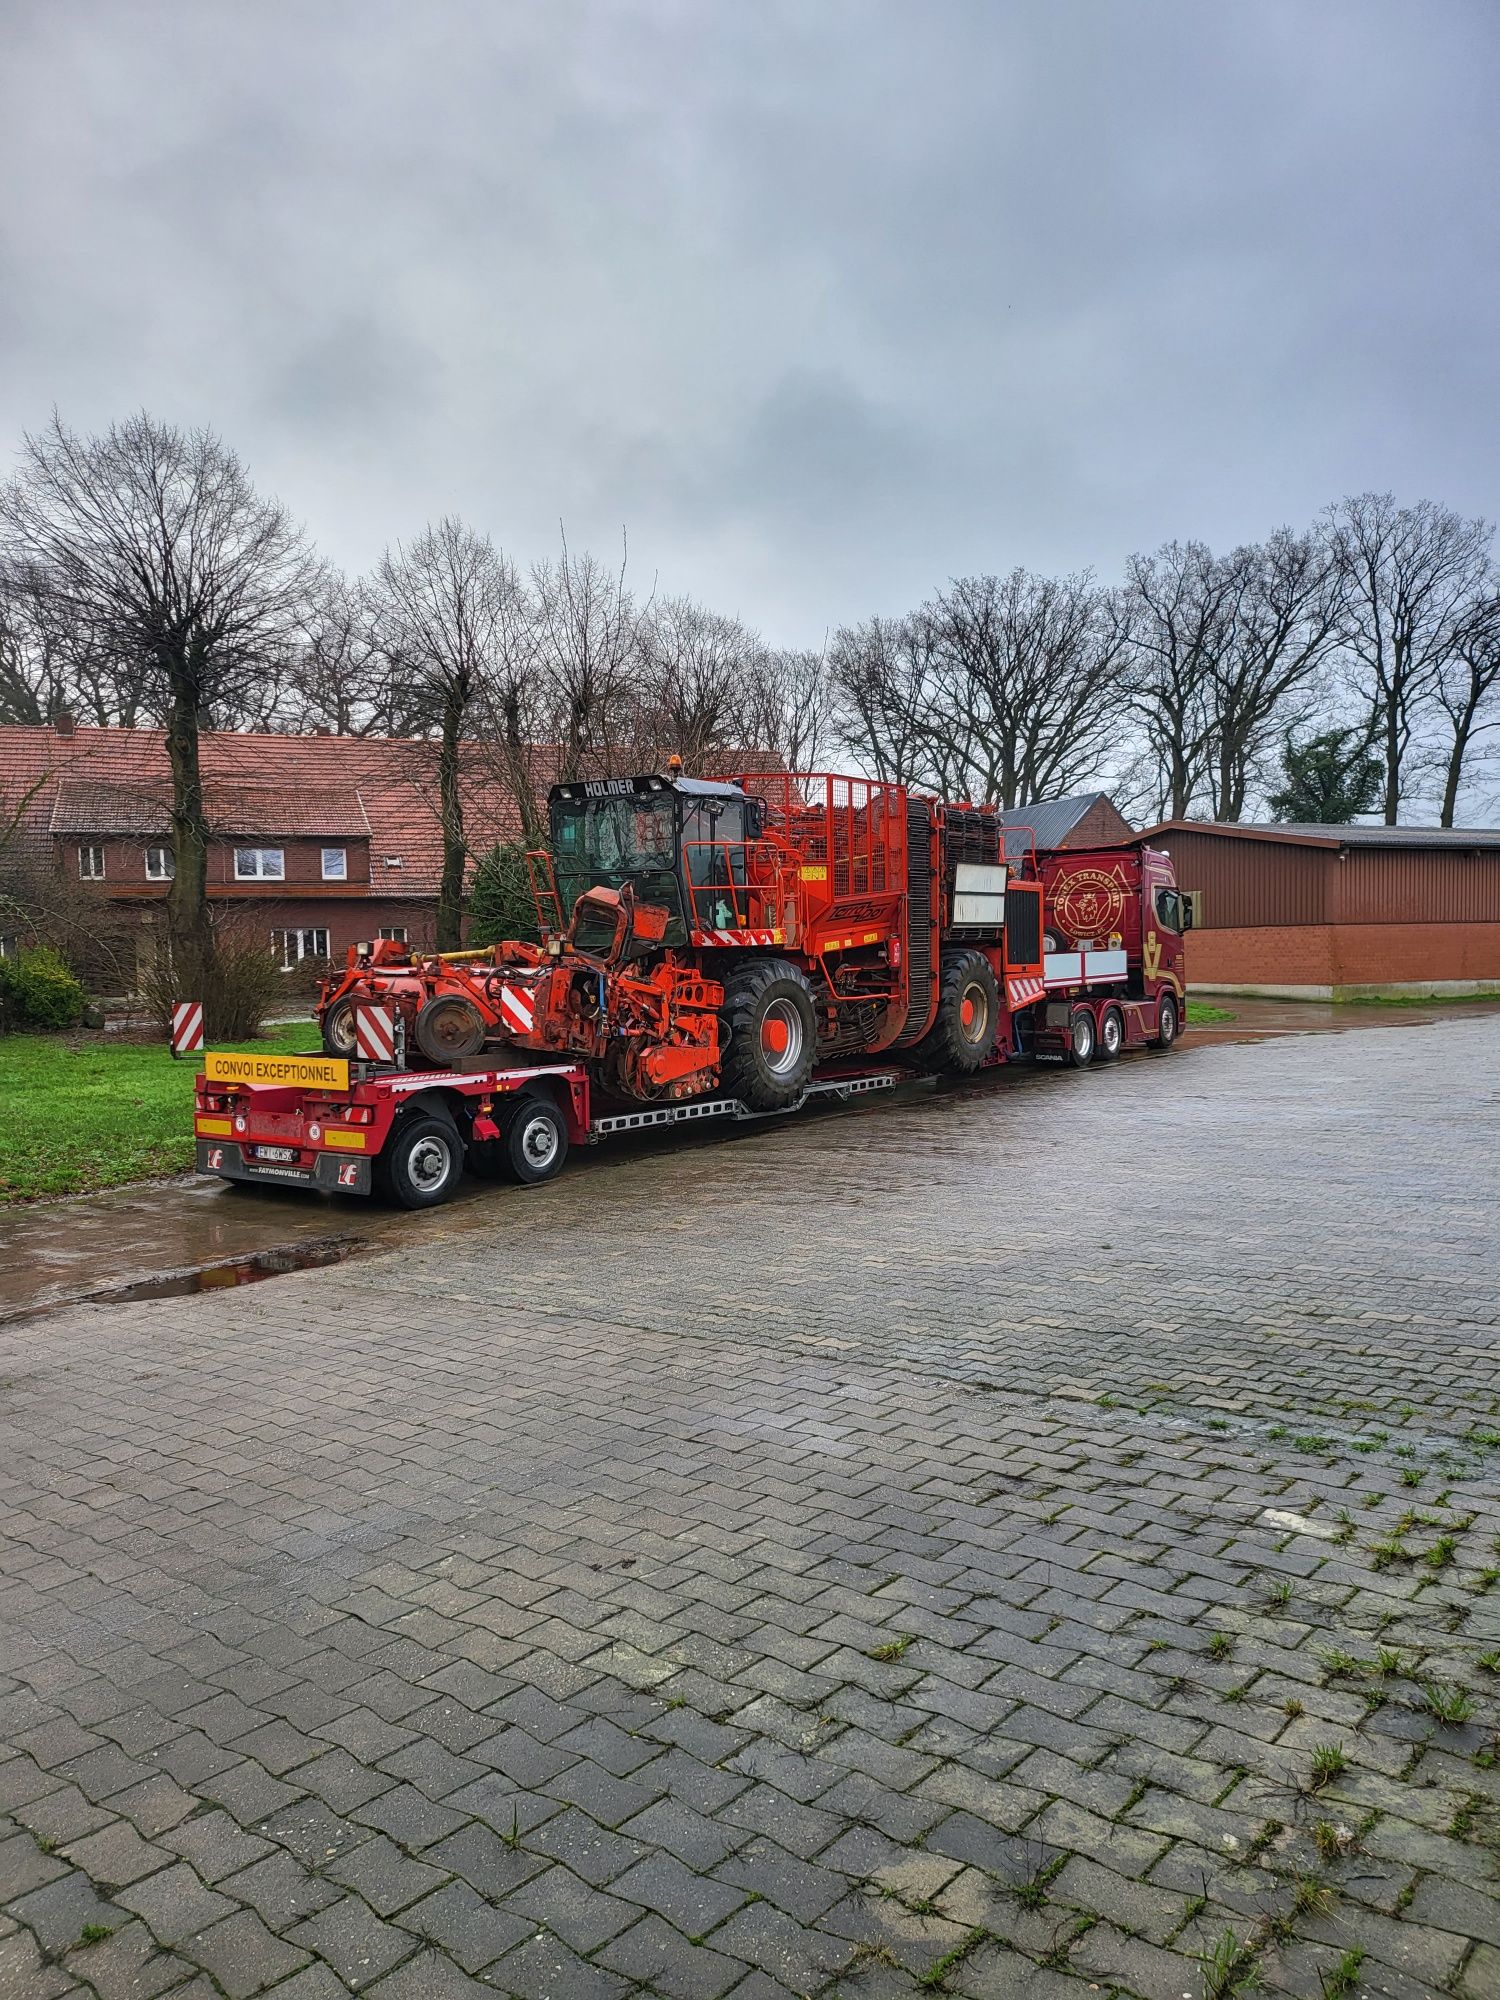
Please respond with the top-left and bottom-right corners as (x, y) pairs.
(0, 1022), (322, 1202)
(1186, 1002), (1236, 1024)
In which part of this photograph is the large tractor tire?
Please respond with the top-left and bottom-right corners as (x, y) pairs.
(718, 958), (818, 1111)
(414, 994), (487, 1066)
(321, 998), (358, 1058)
(912, 950), (1000, 1075)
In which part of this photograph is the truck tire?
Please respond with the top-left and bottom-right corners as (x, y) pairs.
(719, 958), (817, 1111)
(414, 994), (487, 1065)
(321, 999), (358, 1058)
(503, 1096), (569, 1186)
(375, 1111), (463, 1208)
(1098, 1006), (1124, 1061)
(1152, 993), (1180, 1051)
(1068, 1008), (1096, 1068)
(912, 950), (1000, 1074)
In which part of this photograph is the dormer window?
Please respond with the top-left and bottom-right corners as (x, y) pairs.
(321, 847), (347, 880)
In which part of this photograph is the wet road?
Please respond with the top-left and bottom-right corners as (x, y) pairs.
(2, 1012), (1499, 1996)
(3, 998), (1498, 1322)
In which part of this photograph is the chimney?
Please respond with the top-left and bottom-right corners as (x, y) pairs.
(53, 709), (75, 738)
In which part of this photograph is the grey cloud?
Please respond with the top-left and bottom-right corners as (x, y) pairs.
(0, 0), (1495, 644)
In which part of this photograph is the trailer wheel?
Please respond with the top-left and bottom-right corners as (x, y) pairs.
(1153, 993), (1180, 1051)
(719, 958), (818, 1111)
(913, 950), (1000, 1074)
(321, 999), (358, 1058)
(414, 994), (487, 1065)
(503, 1097), (569, 1186)
(1098, 1006), (1124, 1061)
(375, 1112), (463, 1208)
(1068, 1007), (1096, 1068)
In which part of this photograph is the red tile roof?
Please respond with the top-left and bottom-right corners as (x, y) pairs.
(2, 725), (528, 896)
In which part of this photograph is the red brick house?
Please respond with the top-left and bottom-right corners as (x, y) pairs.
(1, 721), (528, 985)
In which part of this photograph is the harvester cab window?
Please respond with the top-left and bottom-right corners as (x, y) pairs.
(552, 793), (687, 944)
(683, 799), (749, 930)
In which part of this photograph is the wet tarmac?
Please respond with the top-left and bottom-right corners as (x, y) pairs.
(3, 994), (1497, 1322)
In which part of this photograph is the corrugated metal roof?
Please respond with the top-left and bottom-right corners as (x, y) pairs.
(998, 793), (1112, 850)
(1145, 817), (1500, 851)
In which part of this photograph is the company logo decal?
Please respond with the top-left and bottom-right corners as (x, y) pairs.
(1051, 865), (1127, 941)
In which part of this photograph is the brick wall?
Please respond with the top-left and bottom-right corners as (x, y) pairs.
(1189, 922), (1500, 997)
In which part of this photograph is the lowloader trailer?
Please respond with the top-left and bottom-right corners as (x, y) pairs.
(194, 770), (1191, 1210)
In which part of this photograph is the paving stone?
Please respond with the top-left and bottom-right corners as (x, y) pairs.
(158, 1808), (272, 1883)
(486, 1931), (633, 1999)
(7, 1869), (124, 1954)
(395, 1879), (531, 1970)
(597, 1911), (749, 2000)
(326, 1831), (449, 1916)
(116, 1862), (234, 1946)
(218, 1849), (343, 1928)
(501, 1860), (640, 1953)
(610, 1850), (749, 1935)
(286, 1893), (417, 1988)
(0, 1828), (68, 1901)
(181, 1908), (311, 1998)
(58, 1918), (190, 2000)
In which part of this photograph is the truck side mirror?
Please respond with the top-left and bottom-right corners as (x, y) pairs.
(1181, 890), (1202, 931)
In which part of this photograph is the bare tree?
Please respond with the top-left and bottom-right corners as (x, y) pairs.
(531, 532), (644, 782)
(0, 412), (314, 1011)
(374, 517), (527, 947)
(629, 595), (753, 772)
(1327, 493), (1493, 823)
(282, 572), (386, 735)
(733, 645), (832, 772)
(925, 569), (1129, 807)
(1436, 585), (1500, 827)
(830, 612), (945, 788)
(1120, 541), (1246, 819)
(1203, 527), (1344, 820)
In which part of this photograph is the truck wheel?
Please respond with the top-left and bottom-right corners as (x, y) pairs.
(1098, 1007), (1124, 1061)
(1153, 993), (1180, 1051)
(376, 1112), (463, 1208)
(414, 994), (487, 1065)
(504, 1097), (569, 1186)
(322, 999), (358, 1058)
(913, 950), (1000, 1074)
(719, 958), (818, 1111)
(1068, 1008), (1096, 1068)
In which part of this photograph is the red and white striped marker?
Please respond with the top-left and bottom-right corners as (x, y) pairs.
(170, 1000), (205, 1058)
(354, 1002), (397, 1064)
(497, 983), (536, 1037)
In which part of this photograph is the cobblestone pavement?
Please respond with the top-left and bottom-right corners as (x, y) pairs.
(4, 1019), (1500, 1999)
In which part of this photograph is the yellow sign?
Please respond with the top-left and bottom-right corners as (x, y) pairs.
(800, 864), (828, 882)
(204, 1051), (350, 1091)
(324, 1129), (366, 1150)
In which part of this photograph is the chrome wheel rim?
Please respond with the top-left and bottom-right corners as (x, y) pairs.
(1103, 1014), (1121, 1054)
(519, 1115), (559, 1171)
(1072, 1016), (1093, 1057)
(409, 1136), (452, 1193)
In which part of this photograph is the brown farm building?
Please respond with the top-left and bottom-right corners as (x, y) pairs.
(1144, 820), (1500, 1000)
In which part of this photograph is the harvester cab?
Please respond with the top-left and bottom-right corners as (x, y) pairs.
(542, 773), (763, 947)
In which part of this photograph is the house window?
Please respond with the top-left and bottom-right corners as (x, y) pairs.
(79, 844), (106, 879)
(270, 927), (330, 971)
(378, 926), (408, 943)
(321, 847), (347, 881)
(145, 844), (174, 881)
(234, 846), (284, 880)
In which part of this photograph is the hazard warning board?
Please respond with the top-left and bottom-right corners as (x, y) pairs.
(171, 1001), (205, 1057)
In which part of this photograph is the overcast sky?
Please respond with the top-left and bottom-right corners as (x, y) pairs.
(2, 0), (1495, 645)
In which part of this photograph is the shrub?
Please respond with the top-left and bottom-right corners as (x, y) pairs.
(468, 840), (541, 947)
(140, 925), (283, 1042)
(4, 946), (87, 1030)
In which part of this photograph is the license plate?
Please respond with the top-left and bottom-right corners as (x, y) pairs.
(254, 1144), (298, 1162)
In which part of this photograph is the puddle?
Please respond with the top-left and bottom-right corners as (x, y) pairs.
(1, 1235), (370, 1324)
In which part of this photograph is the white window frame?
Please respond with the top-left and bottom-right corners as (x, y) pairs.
(321, 846), (347, 881)
(145, 843), (174, 881)
(270, 927), (330, 972)
(378, 926), (408, 943)
(234, 846), (285, 881)
(79, 843), (105, 880)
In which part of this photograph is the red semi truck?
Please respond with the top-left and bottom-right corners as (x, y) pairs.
(194, 770), (1189, 1207)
